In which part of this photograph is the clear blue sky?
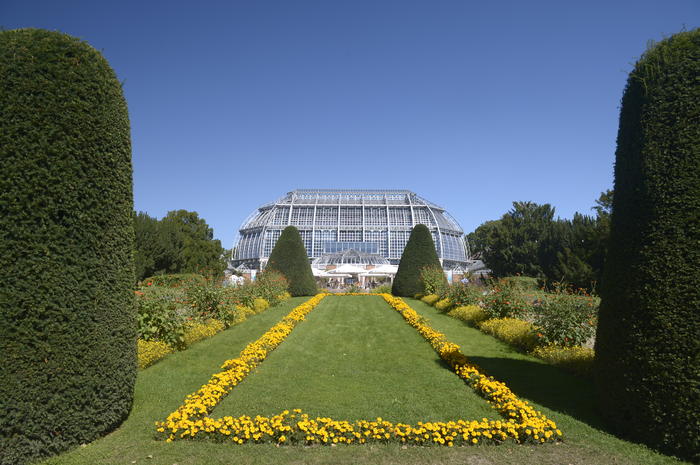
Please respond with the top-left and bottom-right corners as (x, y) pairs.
(3, 1), (697, 248)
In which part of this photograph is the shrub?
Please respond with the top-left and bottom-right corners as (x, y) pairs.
(434, 298), (453, 312)
(447, 305), (489, 327)
(136, 295), (186, 349)
(532, 345), (594, 377)
(392, 224), (442, 297)
(500, 275), (539, 291)
(594, 29), (700, 461)
(266, 226), (317, 296)
(371, 284), (393, 294)
(421, 294), (440, 305)
(137, 340), (175, 370)
(532, 290), (598, 347)
(185, 279), (225, 320)
(478, 318), (538, 352)
(445, 282), (482, 307)
(0, 29), (135, 465)
(182, 320), (225, 347)
(278, 291), (292, 301)
(253, 298), (270, 313)
(420, 265), (448, 296)
(142, 273), (206, 288)
(254, 269), (289, 306)
(483, 282), (532, 319)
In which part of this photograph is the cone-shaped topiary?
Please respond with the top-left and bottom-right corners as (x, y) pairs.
(594, 29), (700, 462)
(0, 29), (136, 465)
(392, 224), (442, 297)
(266, 226), (317, 296)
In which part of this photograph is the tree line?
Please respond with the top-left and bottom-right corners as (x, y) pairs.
(133, 210), (227, 282)
(467, 190), (612, 291)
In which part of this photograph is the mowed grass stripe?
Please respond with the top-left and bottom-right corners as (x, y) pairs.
(213, 295), (499, 423)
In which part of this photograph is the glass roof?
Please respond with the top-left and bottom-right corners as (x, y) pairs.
(312, 249), (390, 266)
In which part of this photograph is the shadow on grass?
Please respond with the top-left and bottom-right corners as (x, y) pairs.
(465, 355), (605, 430)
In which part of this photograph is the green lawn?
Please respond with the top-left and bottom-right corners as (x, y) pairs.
(41, 295), (687, 465)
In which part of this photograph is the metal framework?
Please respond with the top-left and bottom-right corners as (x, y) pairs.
(232, 189), (468, 269)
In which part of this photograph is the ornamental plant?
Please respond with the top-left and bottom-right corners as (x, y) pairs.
(420, 265), (448, 297)
(483, 280), (532, 319)
(595, 29), (700, 461)
(266, 226), (317, 296)
(532, 288), (598, 347)
(445, 282), (483, 307)
(0, 29), (135, 465)
(392, 224), (442, 297)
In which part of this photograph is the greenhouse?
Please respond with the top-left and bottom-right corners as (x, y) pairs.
(232, 189), (469, 271)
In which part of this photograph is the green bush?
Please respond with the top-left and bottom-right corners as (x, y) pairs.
(434, 298), (453, 312)
(420, 265), (448, 296)
(370, 284), (393, 294)
(500, 275), (540, 291)
(595, 29), (700, 461)
(266, 226), (317, 296)
(447, 305), (489, 327)
(483, 281), (532, 319)
(136, 295), (186, 349)
(532, 289), (598, 347)
(142, 273), (206, 288)
(478, 318), (539, 352)
(532, 345), (594, 377)
(0, 29), (135, 465)
(253, 269), (289, 306)
(392, 224), (442, 297)
(421, 294), (440, 305)
(445, 282), (482, 307)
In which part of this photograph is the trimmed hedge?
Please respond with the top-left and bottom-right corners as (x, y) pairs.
(594, 29), (700, 462)
(0, 29), (136, 465)
(266, 226), (317, 296)
(392, 224), (442, 297)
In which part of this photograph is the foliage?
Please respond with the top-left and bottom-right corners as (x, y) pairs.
(392, 224), (442, 297)
(531, 345), (594, 377)
(370, 284), (393, 294)
(253, 269), (289, 306)
(478, 318), (539, 352)
(434, 298), (453, 312)
(182, 320), (225, 348)
(136, 294), (187, 349)
(0, 29), (136, 465)
(420, 265), (448, 296)
(499, 276), (539, 291)
(137, 340), (175, 370)
(253, 298), (270, 313)
(266, 226), (317, 296)
(133, 210), (225, 282)
(595, 29), (700, 462)
(445, 282), (482, 307)
(447, 305), (490, 327)
(483, 280), (533, 319)
(142, 273), (206, 287)
(420, 294), (440, 305)
(532, 288), (598, 347)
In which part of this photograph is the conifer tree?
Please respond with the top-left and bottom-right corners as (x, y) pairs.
(392, 224), (442, 297)
(266, 226), (317, 296)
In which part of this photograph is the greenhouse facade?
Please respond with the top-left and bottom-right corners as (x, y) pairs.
(232, 189), (469, 270)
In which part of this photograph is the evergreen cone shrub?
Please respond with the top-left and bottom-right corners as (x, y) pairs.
(0, 29), (136, 465)
(266, 226), (317, 296)
(392, 224), (442, 297)
(594, 29), (700, 462)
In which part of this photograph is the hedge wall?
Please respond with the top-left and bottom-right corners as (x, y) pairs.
(266, 226), (317, 296)
(392, 224), (442, 297)
(594, 29), (700, 462)
(0, 29), (136, 465)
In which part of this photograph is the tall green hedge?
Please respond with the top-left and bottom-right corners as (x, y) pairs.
(594, 29), (700, 462)
(392, 224), (442, 297)
(0, 29), (136, 465)
(266, 226), (317, 296)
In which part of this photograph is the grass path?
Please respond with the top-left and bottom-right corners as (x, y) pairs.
(41, 296), (687, 465)
(214, 295), (497, 422)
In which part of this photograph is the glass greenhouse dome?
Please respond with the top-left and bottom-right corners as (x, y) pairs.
(232, 189), (469, 270)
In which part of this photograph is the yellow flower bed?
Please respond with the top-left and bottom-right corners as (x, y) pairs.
(155, 294), (561, 446)
(421, 294), (440, 305)
(531, 344), (595, 376)
(183, 319), (225, 348)
(137, 339), (175, 369)
(253, 298), (269, 313)
(434, 298), (453, 311)
(478, 318), (539, 352)
(448, 305), (489, 326)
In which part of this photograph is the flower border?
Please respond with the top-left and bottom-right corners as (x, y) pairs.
(155, 294), (561, 446)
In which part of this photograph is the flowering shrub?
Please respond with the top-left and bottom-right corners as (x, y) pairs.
(530, 345), (594, 377)
(156, 294), (562, 446)
(253, 270), (289, 306)
(483, 282), (532, 319)
(445, 282), (482, 307)
(434, 298), (453, 312)
(478, 318), (539, 352)
(421, 294), (440, 305)
(136, 296), (186, 349)
(253, 298), (270, 313)
(420, 266), (447, 296)
(137, 339), (175, 369)
(531, 289), (598, 347)
(183, 319), (225, 347)
(447, 305), (489, 327)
